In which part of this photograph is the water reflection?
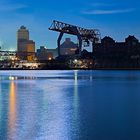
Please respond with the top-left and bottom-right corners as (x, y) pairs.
(43, 86), (69, 139)
(8, 80), (17, 140)
(1, 70), (140, 140)
(90, 71), (93, 81)
(0, 81), (2, 125)
(74, 70), (79, 110)
(72, 70), (80, 138)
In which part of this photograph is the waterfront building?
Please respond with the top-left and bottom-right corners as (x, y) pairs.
(26, 40), (35, 61)
(125, 35), (139, 47)
(47, 48), (58, 58)
(47, 52), (53, 60)
(60, 38), (78, 55)
(17, 26), (29, 40)
(37, 46), (47, 61)
(17, 26), (35, 61)
(17, 26), (29, 52)
(0, 52), (17, 61)
(37, 46), (53, 61)
(93, 35), (140, 68)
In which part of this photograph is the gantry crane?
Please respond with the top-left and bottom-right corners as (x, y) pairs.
(49, 20), (101, 56)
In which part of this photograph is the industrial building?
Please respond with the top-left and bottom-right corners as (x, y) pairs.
(17, 26), (35, 61)
(93, 35), (140, 68)
(60, 38), (78, 55)
(36, 46), (54, 61)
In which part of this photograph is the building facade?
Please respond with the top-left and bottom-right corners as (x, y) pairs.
(17, 26), (29, 52)
(60, 38), (78, 55)
(37, 46), (53, 61)
(93, 35), (140, 68)
(17, 26), (35, 61)
(26, 40), (35, 61)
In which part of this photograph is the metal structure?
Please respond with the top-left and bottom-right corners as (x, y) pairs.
(0, 51), (35, 55)
(49, 20), (101, 56)
(0, 51), (35, 60)
(0, 51), (16, 56)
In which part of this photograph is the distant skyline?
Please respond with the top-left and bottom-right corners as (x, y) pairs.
(0, 0), (140, 50)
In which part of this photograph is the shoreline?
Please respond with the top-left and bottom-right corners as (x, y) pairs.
(1, 68), (140, 70)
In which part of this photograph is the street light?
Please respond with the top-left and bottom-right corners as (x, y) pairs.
(74, 59), (78, 63)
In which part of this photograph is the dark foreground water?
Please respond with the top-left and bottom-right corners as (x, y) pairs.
(0, 70), (140, 140)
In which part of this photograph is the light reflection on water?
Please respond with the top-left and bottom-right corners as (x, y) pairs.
(0, 70), (140, 140)
(0, 81), (2, 129)
(8, 81), (17, 140)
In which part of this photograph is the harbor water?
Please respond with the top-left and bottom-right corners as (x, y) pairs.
(0, 70), (140, 140)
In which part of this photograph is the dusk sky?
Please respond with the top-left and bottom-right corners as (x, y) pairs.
(0, 0), (140, 50)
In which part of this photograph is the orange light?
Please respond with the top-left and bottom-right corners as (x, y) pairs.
(48, 57), (52, 60)
(8, 81), (17, 138)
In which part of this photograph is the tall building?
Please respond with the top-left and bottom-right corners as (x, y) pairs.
(17, 26), (35, 61)
(17, 26), (29, 52)
(17, 26), (29, 40)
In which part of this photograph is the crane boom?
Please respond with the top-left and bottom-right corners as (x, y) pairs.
(49, 20), (101, 56)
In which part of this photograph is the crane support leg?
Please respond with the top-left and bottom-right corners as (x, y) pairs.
(57, 32), (82, 56)
(77, 35), (82, 55)
(57, 32), (64, 56)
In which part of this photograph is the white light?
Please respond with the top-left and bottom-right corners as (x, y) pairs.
(9, 76), (14, 81)
(74, 59), (78, 63)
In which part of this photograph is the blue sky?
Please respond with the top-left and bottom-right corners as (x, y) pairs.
(0, 0), (140, 50)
